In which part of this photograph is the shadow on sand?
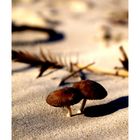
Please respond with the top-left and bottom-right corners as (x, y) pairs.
(12, 65), (33, 74)
(83, 96), (128, 117)
(12, 23), (65, 46)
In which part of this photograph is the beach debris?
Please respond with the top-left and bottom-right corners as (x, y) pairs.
(12, 48), (68, 78)
(46, 80), (107, 117)
(86, 46), (128, 77)
(73, 80), (107, 113)
(118, 46), (128, 71)
(59, 62), (95, 86)
(46, 87), (83, 117)
(75, 61), (128, 78)
(12, 48), (95, 79)
(114, 46), (128, 73)
(12, 45), (128, 79)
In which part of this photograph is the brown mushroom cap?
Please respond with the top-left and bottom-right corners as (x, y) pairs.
(46, 87), (83, 107)
(73, 80), (107, 100)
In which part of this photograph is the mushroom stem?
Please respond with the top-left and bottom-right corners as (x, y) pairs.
(66, 106), (72, 117)
(78, 99), (87, 113)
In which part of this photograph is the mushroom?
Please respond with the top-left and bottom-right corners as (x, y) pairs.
(73, 80), (107, 113)
(46, 80), (107, 117)
(46, 87), (83, 117)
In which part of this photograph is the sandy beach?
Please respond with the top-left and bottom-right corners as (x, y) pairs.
(12, 0), (128, 139)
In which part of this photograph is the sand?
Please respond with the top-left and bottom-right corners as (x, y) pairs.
(12, 0), (128, 139)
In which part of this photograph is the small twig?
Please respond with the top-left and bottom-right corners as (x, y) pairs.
(59, 62), (95, 86)
(74, 63), (87, 80)
(119, 46), (128, 70)
(76, 64), (128, 78)
(119, 46), (128, 61)
(12, 49), (68, 78)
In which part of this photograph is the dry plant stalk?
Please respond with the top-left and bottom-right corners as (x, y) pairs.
(12, 50), (44, 65)
(76, 64), (128, 77)
(12, 48), (68, 78)
(119, 46), (128, 71)
(75, 46), (128, 78)
(59, 62), (95, 86)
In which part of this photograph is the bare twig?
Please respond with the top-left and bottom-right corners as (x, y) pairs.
(12, 50), (44, 66)
(59, 62), (95, 86)
(76, 64), (128, 77)
(12, 49), (66, 78)
(119, 46), (128, 60)
(119, 46), (128, 70)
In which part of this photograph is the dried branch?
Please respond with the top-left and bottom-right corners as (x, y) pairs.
(119, 46), (128, 71)
(74, 46), (128, 77)
(12, 50), (44, 66)
(12, 49), (67, 78)
(59, 62), (95, 86)
(76, 64), (128, 78)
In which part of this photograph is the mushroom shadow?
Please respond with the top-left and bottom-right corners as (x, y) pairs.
(83, 96), (128, 117)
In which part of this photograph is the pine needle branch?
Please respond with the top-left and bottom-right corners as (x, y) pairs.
(12, 49), (67, 78)
(12, 50), (44, 66)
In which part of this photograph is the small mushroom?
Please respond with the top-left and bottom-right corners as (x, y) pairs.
(46, 87), (83, 117)
(73, 80), (107, 113)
